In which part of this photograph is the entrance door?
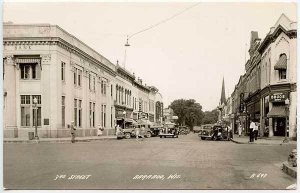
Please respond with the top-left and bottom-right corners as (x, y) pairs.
(273, 118), (286, 136)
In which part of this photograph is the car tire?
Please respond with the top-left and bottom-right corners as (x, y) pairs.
(201, 137), (205, 140)
(160, 136), (162, 138)
(146, 132), (151, 138)
(124, 133), (131, 139)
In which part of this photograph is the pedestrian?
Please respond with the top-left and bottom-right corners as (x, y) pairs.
(140, 125), (145, 141)
(116, 125), (121, 135)
(238, 123), (242, 137)
(116, 124), (122, 135)
(254, 122), (258, 140)
(135, 126), (140, 141)
(97, 125), (103, 136)
(227, 124), (233, 139)
(70, 121), (76, 143)
(249, 120), (255, 143)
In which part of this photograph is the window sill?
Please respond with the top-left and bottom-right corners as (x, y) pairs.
(20, 79), (41, 82)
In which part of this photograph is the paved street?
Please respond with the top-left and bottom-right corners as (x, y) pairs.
(4, 133), (296, 190)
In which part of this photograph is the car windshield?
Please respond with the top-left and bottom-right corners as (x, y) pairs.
(203, 126), (212, 129)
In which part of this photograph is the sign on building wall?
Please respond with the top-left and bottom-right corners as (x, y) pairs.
(269, 92), (288, 102)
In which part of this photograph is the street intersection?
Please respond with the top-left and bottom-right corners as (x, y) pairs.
(4, 133), (296, 189)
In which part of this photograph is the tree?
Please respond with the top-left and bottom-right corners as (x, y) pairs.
(202, 109), (219, 124)
(169, 99), (204, 128)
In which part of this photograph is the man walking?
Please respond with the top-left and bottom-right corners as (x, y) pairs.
(135, 126), (140, 141)
(70, 121), (76, 143)
(249, 120), (255, 143)
(140, 125), (146, 141)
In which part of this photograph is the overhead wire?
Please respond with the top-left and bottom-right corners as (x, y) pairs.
(127, 2), (201, 40)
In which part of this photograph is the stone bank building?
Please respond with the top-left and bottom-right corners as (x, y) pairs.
(3, 23), (163, 138)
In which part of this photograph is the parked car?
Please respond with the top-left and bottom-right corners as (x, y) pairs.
(193, 126), (202, 133)
(198, 124), (230, 141)
(178, 126), (189, 135)
(159, 123), (179, 138)
(198, 124), (214, 140)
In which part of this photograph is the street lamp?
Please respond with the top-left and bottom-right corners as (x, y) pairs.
(122, 111), (126, 129)
(283, 98), (290, 143)
(33, 97), (39, 140)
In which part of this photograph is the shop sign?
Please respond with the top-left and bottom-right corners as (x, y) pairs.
(270, 92), (288, 102)
(116, 110), (126, 118)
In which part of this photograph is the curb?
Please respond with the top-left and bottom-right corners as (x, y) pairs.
(4, 137), (117, 144)
(230, 138), (295, 145)
(282, 161), (297, 178)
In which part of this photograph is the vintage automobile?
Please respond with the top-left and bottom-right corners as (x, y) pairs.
(121, 122), (153, 139)
(159, 123), (179, 138)
(198, 124), (230, 141)
(178, 126), (189, 135)
(193, 126), (202, 133)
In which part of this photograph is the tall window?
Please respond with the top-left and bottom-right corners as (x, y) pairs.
(93, 77), (96, 91)
(111, 107), (113, 128)
(92, 103), (95, 127)
(89, 102), (92, 127)
(61, 62), (66, 81)
(20, 63), (41, 80)
(111, 84), (113, 97)
(116, 85), (118, 101)
(89, 74), (91, 90)
(74, 99), (78, 127)
(101, 80), (106, 95)
(101, 104), (106, 128)
(62, 96), (65, 127)
(78, 69), (82, 87)
(21, 95), (41, 127)
(78, 100), (82, 127)
(73, 67), (77, 85)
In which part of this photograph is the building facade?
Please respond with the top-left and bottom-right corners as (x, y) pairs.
(258, 14), (297, 138)
(230, 14), (297, 139)
(3, 23), (163, 138)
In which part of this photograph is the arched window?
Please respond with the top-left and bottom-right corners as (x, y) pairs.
(274, 53), (287, 80)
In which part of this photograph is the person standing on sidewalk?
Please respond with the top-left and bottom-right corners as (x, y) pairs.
(97, 124), (103, 136)
(254, 122), (258, 140)
(70, 121), (76, 143)
(249, 120), (255, 143)
(238, 123), (242, 137)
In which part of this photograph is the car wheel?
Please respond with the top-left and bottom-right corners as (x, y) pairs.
(124, 133), (131, 139)
(160, 136), (162, 138)
(201, 137), (205, 140)
(146, 132), (151, 138)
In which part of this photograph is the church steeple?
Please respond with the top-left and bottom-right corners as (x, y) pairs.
(220, 77), (226, 105)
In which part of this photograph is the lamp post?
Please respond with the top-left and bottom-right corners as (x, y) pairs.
(122, 111), (126, 129)
(283, 98), (290, 143)
(33, 97), (39, 140)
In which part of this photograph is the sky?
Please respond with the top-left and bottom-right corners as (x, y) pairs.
(3, 1), (297, 111)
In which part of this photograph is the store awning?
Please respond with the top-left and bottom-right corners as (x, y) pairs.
(274, 54), (287, 70)
(267, 106), (287, 118)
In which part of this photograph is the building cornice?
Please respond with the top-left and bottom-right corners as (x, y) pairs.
(3, 38), (117, 77)
(258, 25), (297, 54)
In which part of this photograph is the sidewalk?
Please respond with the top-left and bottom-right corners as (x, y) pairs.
(231, 134), (297, 145)
(4, 135), (116, 144)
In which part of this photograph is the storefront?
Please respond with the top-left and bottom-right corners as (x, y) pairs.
(115, 108), (133, 129)
(267, 91), (289, 137)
